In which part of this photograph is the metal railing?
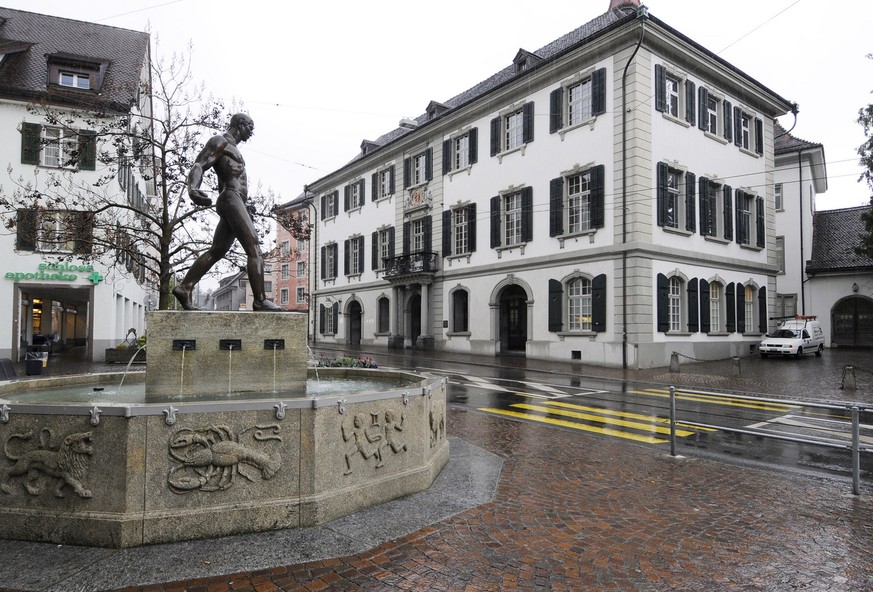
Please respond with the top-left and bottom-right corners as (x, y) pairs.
(667, 385), (872, 495)
(383, 252), (439, 278)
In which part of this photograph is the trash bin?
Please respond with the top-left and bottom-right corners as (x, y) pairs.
(25, 346), (48, 376)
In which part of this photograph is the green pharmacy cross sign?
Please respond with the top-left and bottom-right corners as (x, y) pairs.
(4, 262), (104, 284)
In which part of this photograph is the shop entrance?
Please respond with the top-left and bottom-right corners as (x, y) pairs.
(14, 285), (91, 362)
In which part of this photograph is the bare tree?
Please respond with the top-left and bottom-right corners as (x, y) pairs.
(1, 43), (307, 309)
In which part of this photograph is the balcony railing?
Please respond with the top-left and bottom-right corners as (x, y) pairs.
(383, 252), (439, 278)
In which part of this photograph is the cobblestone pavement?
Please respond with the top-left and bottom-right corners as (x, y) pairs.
(109, 407), (873, 592)
(4, 346), (872, 591)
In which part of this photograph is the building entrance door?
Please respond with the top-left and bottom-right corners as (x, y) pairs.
(348, 300), (362, 345)
(409, 294), (421, 347)
(832, 296), (873, 348)
(499, 285), (527, 353)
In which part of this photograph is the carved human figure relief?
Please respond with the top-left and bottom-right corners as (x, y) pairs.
(341, 412), (383, 475)
(429, 401), (445, 448)
(381, 409), (408, 454)
(167, 424), (282, 493)
(0, 428), (94, 498)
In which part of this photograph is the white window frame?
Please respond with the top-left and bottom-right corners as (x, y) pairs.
(279, 288), (289, 305)
(668, 277), (683, 332)
(38, 210), (80, 253)
(709, 281), (722, 333)
(59, 71), (90, 89)
(453, 206), (470, 255)
(412, 152), (428, 186)
(412, 218), (426, 253)
(775, 236), (785, 274)
(280, 240), (290, 257)
(567, 77), (594, 126)
(377, 168), (393, 199)
(347, 235), (362, 277)
(744, 285), (755, 332)
(503, 192), (523, 246)
(567, 277), (593, 332)
(323, 195), (336, 219)
(454, 133), (470, 170)
(325, 243), (336, 279)
(281, 263), (290, 280)
(349, 182), (363, 210)
(775, 183), (783, 211)
(740, 112), (752, 151)
(567, 171), (592, 234)
(504, 109), (524, 151)
(704, 179), (725, 240)
(665, 73), (680, 118)
(296, 287), (306, 304)
(41, 127), (78, 169)
(296, 261), (306, 277)
(377, 228), (391, 270)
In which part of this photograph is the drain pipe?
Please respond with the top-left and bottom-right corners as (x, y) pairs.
(621, 6), (648, 370)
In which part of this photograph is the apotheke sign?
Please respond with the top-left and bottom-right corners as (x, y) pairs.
(4, 262), (104, 285)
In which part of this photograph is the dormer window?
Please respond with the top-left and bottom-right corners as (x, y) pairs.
(59, 71), (90, 90)
(47, 53), (107, 92)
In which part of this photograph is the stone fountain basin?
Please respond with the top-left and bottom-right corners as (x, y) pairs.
(0, 368), (448, 548)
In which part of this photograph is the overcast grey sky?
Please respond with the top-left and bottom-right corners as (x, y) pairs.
(7, 0), (873, 211)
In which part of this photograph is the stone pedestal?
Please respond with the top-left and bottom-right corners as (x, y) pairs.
(146, 311), (307, 399)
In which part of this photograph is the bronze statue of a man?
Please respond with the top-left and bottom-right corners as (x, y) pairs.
(173, 113), (284, 311)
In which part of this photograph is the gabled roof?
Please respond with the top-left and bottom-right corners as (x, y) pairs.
(0, 7), (149, 112)
(807, 206), (873, 274)
(774, 121), (822, 155)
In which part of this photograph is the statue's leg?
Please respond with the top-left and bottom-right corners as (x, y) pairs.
(173, 217), (234, 310)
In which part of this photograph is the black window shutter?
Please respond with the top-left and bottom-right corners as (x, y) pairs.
(358, 236), (365, 273)
(403, 157), (411, 188)
(656, 162), (668, 227)
(490, 117), (500, 156)
(685, 172), (696, 232)
(78, 130), (97, 171)
(469, 127), (478, 165)
(687, 278), (699, 332)
(726, 282), (736, 332)
(343, 185), (350, 212)
(442, 210), (452, 257)
(756, 196), (765, 248)
(735, 190), (745, 244)
(736, 283), (746, 333)
(656, 273), (670, 332)
(733, 106), (742, 147)
(343, 239), (350, 275)
(389, 166), (395, 195)
(358, 179), (365, 203)
(686, 81), (697, 126)
(521, 187), (533, 242)
(371, 231), (379, 269)
(442, 139), (452, 175)
(331, 244), (338, 277)
(723, 100), (733, 142)
(723, 185), (733, 240)
(592, 274), (606, 332)
(591, 165), (605, 228)
(320, 195), (326, 220)
(425, 148), (433, 181)
(468, 203), (477, 252)
(319, 304), (325, 334)
(755, 117), (764, 155)
(699, 279), (711, 333)
(522, 102), (534, 144)
(371, 172), (378, 201)
(332, 303), (339, 332)
(548, 279), (563, 332)
(21, 122), (41, 165)
(423, 215), (432, 253)
(697, 86), (707, 129)
(73, 211), (93, 255)
(654, 64), (666, 113)
(332, 191), (339, 216)
(592, 68), (607, 116)
(402, 220), (411, 255)
(15, 209), (37, 251)
(758, 286), (767, 334)
(490, 195), (501, 248)
(549, 176), (564, 236)
(549, 88), (563, 133)
(699, 177), (711, 236)
(320, 246), (326, 280)
(388, 226), (395, 259)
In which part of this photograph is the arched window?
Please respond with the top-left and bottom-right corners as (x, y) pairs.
(377, 297), (390, 333)
(710, 281), (722, 332)
(451, 289), (469, 332)
(568, 277), (592, 331)
(668, 277), (683, 332)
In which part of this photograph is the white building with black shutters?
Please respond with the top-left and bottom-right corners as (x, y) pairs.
(306, 0), (795, 368)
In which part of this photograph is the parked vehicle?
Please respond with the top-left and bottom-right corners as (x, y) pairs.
(760, 316), (825, 359)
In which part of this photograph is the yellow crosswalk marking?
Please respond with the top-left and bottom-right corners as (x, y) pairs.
(511, 403), (697, 437)
(479, 408), (669, 444)
(539, 400), (718, 433)
(630, 389), (796, 412)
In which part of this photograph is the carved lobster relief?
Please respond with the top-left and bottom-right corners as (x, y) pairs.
(167, 424), (282, 493)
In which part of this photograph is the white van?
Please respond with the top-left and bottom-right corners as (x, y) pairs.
(759, 316), (825, 359)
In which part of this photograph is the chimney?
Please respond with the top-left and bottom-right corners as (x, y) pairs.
(609, 0), (640, 9)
